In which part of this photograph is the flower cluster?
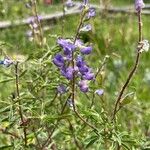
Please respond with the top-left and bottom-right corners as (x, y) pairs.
(53, 38), (94, 93)
(135, 0), (145, 11)
(53, 0), (96, 93)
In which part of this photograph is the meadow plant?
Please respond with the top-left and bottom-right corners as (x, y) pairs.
(0, 0), (149, 149)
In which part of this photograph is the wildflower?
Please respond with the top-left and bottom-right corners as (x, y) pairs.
(87, 8), (96, 19)
(83, 70), (95, 80)
(80, 46), (92, 55)
(79, 80), (89, 92)
(61, 66), (74, 80)
(83, 0), (89, 5)
(1, 58), (14, 67)
(79, 65), (89, 75)
(135, 0), (145, 11)
(138, 40), (149, 53)
(80, 24), (92, 32)
(75, 39), (84, 47)
(76, 55), (85, 68)
(57, 84), (67, 94)
(95, 89), (104, 96)
(53, 54), (64, 67)
(65, 0), (75, 7)
(57, 38), (76, 55)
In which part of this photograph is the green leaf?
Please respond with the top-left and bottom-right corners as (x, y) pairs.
(0, 78), (14, 84)
(0, 145), (13, 149)
(0, 106), (10, 113)
(120, 92), (134, 106)
(85, 136), (98, 148)
(19, 70), (27, 78)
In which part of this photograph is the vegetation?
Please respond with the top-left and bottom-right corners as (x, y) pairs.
(0, 0), (149, 149)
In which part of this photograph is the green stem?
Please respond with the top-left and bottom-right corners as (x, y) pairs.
(15, 62), (27, 146)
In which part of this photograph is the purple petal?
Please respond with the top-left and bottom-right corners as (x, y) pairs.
(83, 71), (95, 80)
(95, 89), (104, 96)
(61, 66), (74, 80)
(3, 58), (13, 67)
(80, 24), (92, 32)
(87, 8), (96, 19)
(135, 0), (145, 11)
(79, 80), (89, 93)
(53, 54), (64, 67)
(57, 84), (67, 94)
(80, 46), (92, 55)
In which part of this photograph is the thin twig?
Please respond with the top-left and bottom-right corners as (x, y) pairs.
(112, 10), (142, 120)
(15, 62), (27, 146)
(0, 128), (20, 139)
(70, 7), (99, 135)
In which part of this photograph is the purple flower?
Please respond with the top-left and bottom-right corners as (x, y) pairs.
(57, 84), (67, 94)
(135, 0), (145, 11)
(76, 56), (85, 67)
(53, 54), (64, 67)
(65, 0), (75, 7)
(79, 64), (89, 74)
(95, 89), (104, 96)
(61, 66), (74, 80)
(83, 0), (89, 5)
(75, 39), (84, 48)
(1, 58), (14, 67)
(80, 46), (92, 55)
(79, 80), (89, 92)
(87, 8), (96, 19)
(80, 24), (92, 32)
(57, 38), (76, 55)
(83, 70), (95, 80)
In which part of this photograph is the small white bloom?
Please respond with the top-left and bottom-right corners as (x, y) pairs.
(80, 24), (92, 32)
(3, 58), (13, 67)
(139, 40), (149, 53)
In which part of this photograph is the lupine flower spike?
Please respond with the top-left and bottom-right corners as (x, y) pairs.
(135, 0), (145, 11)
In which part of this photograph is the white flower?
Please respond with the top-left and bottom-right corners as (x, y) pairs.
(139, 40), (149, 53)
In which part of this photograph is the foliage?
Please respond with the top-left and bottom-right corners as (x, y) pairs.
(0, 0), (150, 149)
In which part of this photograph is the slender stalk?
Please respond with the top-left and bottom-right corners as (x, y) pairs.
(71, 10), (86, 111)
(61, 0), (65, 37)
(32, 0), (44, 46)
(112, 10), (142, 120)
(15, 62), (27, 146)
(70, 9), (99, 133)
